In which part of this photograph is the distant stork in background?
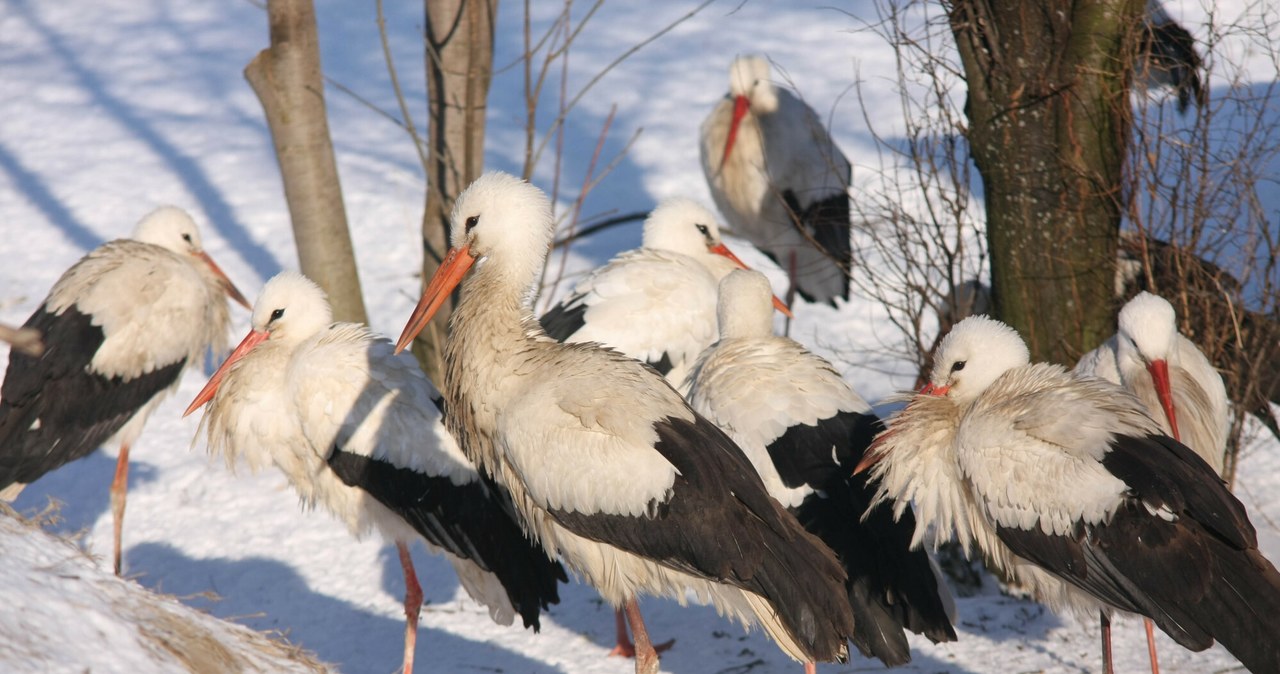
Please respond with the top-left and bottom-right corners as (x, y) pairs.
(860, 315), (1280, 674)
(1140, 0), (1207, 113)
(686, 269), (957, 672)
(701, 54), (853, 307)
(0, 206), (249, 575)
(397, 172), (857, 674)
(186, 272), (565, 674)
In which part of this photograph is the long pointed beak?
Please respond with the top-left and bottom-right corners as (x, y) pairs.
(709, 243), (793, 318)
(719, 95), (750, 170)
(396, 245), (475, 354)
(197, 252), (251, 310)
(1147, 359), (1182, 442)
(183, 329), (269, 417)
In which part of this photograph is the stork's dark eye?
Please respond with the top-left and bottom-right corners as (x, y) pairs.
(181, 233), (193, 244)
(695, 223), (710, 237)
(464, 215), (480, 233)
(270, 308), (285, 322)
(951, 360), (966, 372)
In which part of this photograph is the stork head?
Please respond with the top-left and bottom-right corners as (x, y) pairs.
(716, 269), (776, 340)
(720, 55), (778, 168)
(925, 315), (1030, 405)
(184, 272), (331, 416)
(1116, 291), (1182, 438)
(397, 172), (553, 353)
(132, 206), (251, 310)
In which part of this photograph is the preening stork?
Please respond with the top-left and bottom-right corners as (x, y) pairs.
(685, 269), (956, 672)
(700, 54), (852, 307)
(396, 172), (857, 674)
(0, 206), (248, 575)
(184, 272), (565, 674)
(859, 315), (1280, 674)
(541, 197), (789, 396)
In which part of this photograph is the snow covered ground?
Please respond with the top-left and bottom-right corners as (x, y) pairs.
(0, 0), (1275, 672)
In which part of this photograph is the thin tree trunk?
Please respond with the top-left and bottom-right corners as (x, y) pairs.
(246, 0), (368, 324)
(411, 0), (497, 381)
(949, 0), (1140, 364)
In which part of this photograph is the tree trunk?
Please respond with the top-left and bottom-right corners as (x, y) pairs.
(949, 0), (1140, 364)
(409, 0), (497, 382)
(246, 0), (367, 324)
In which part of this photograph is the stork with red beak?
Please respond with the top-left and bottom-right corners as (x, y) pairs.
(185, 272), (565, 674)
(397, 172), (857, 674)
(700, 54), (852, 307)
(859, 315), (1280, 674)
(0, 206), (248, 575)
(686, 269), (957, 672)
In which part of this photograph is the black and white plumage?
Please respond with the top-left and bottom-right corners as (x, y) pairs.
(0, 206), (249, 575)
(1139, 0), (1206, 113)
(185, 272), (565, 674)
(396, 172), (857, 674)
(861, 315), (1280, 674)
(540, 197), (786, 394)
(701, 55), (852, 307)
(685, 270), (956, 669)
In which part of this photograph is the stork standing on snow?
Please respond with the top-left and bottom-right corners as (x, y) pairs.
(185, 272), (565, 674)
(396, 172), (857, 674)
(701, 54), (853, 307)
(685, 269), (957, 672)
(0, 206), (249, 575)
(858, 315), (1280, 674)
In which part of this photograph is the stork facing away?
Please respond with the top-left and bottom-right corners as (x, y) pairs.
(701, 54), (852, 307)
(1139, 0), (1207, 113)
(397, 171), (857, 674)
(185, 272), (565, 674)
(859, 315), (1280, 674)
(0, 206), (248, 575)
(685, 270), (957, 672)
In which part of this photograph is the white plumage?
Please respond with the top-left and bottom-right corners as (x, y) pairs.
(701, 55), (852, 306)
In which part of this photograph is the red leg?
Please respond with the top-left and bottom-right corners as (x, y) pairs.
(608, 600), (674, 658)
(110, 442), (131, 576)
(804, 661), (817, 674)
(1144, 618), (1161, 674)
(397, 541), (423, 674)
(1100, 612), (1114, 674)
(623, 597), (660, 674)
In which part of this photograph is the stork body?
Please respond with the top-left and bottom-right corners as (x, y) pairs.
(398, 172), (857, 674)
(1140, 0), (1206, 113)
(187, 272), (564, 674)
(686, 270), (956, 670)
(700, 55), (852, 306)
(862, 316), (1280, 674)
(0, 206), (247, 575)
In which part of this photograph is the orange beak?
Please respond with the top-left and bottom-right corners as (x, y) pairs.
(920, 382), (950, 396)
(396, 245), (476, 354)
(709, 243), (793, 318)
(183, 328), (269, 417)
(719, 94), (750, 169)
(197, 252), (251, 310)
(1147, 359), (1182, 442)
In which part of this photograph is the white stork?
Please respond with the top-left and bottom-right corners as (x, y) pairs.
(1140, 0), (1206, 113)
(541, 197), (789, 396)
(685, 269), (957, 672)
(0, 206), (249, 575)
(700, 54), (852, 307)
(858, 315), (1280, 674)
(184, 271), (565, 674)
(396, 172), (857, 674)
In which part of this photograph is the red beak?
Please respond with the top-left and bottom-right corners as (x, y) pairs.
(197, 251), (251, 310)
(1147, 359), (1182, 442)
(920, 382), (949, 396)
(183, 329), (269, 417)
(719, 95), (751, 169)
(708, 243), (793, 318)
(396, 245), (476, 354)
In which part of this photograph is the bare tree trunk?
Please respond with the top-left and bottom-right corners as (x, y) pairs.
(949, 0), (1140, 364)
(246, 0), (368, 324)
(410, 0), (497, 381)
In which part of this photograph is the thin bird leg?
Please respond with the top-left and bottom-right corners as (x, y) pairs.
(1100, 612), (1114, 674)
(609, 602), (674, 658)
(1144, 618), (1161, 674)
(110, 442), (131, 576)
(397, 541), (424, 674)
(623, 597), (661, 674)
(804, 661), (817, 674)
(784, 250), (798, 337)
